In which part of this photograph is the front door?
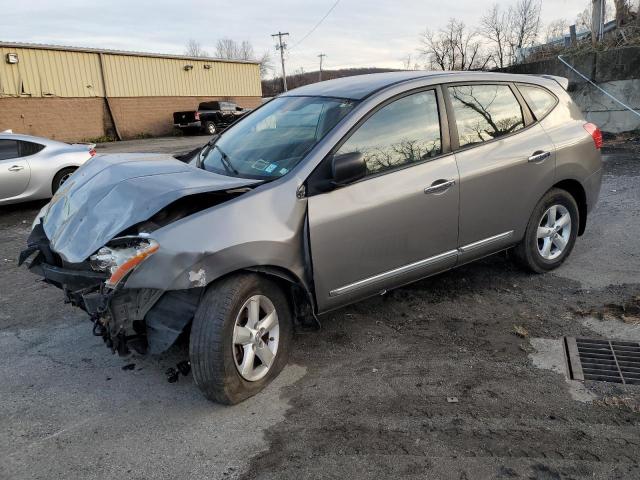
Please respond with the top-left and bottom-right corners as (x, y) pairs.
(0, 139), (30, 201)
(444, 83), (556, 261)
(307, 89), (459, 312)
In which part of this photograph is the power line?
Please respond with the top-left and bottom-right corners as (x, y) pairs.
(289, 0), (341, 50)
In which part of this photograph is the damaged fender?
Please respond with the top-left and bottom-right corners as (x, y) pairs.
(124, 178), (311, 294)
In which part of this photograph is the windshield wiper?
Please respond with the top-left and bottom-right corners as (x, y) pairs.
(196, 134), (220, 169)
(213, 144), (239, 175)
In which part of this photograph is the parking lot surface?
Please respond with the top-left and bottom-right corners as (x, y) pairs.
(1, 137), (639, 479)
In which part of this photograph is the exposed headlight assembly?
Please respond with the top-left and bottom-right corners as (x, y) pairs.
(90, 238), (159, 288)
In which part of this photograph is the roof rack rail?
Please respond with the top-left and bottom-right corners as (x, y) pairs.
(538, 75), (569, 90)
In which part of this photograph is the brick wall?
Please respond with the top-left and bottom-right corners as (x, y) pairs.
(0, 97), (110, 142)
(0, 95), (262, 142)
(108, 96), (262, 138)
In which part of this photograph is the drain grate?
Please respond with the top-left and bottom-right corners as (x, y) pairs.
(564, 337), (640, 385)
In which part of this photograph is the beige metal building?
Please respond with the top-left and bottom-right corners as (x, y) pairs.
(0, 42), (262, 141)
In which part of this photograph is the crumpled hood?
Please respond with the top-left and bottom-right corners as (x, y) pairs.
(43, 153), (259, 263)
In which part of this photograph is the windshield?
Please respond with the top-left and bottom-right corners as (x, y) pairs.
(201, 96), (355, 179)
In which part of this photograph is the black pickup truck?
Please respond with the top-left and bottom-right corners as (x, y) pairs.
(173, 101), (251, 134)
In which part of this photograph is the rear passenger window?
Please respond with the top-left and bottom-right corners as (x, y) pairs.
(448, 84), (525, 148)
(0, 140), (19, 160)
(18, 141), (45, 157)
(336, 90), (442, 176)
(518, 84), (557, 120)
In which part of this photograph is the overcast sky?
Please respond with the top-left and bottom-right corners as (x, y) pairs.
(2, 0), (589, 75)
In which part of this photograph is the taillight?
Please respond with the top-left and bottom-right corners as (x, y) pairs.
(195, 112), (200, 121)
(89, 148), (96, 157)
(583, 123), (602, 149)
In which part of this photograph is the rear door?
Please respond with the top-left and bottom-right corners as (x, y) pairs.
(308, 88), (459, 312)
(0, 139), (30, 200)
(444, 83), (556, 261)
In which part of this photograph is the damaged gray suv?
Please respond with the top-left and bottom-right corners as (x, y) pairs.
(21, 72), (602, 404)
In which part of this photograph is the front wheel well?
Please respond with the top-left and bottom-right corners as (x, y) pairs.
(553, 179), (587, 235)
(240, 266), (319, 329)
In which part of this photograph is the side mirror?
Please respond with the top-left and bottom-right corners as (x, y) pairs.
(331, 151), (366, 186)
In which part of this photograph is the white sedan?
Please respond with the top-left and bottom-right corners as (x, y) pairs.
(0, 131), (95, 205)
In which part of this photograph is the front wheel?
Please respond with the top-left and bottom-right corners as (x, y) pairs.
(189, 273), (292, 404)
(513, 188), (579, 273)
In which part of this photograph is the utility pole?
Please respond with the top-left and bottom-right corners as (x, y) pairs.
(271, 31), (289, 92)
(591, 0), (604, 44)
(318, 53), (326, 82)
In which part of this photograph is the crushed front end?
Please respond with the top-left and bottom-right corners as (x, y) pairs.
(20, 222), (200, 356)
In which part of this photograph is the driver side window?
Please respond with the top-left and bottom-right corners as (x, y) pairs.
(336, 90), (442, 176)
(0, 140), (19, 161)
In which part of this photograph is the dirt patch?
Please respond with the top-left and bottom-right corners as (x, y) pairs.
(575, 296), (640, 324)
(595, 396), (640, 414)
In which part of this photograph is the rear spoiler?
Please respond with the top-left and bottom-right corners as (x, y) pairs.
(70, 143), (96, 150)
(538, 75), (569, 91)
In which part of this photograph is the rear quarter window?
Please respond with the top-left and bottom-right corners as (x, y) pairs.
(18, 141), (45, 157)
(518, 84), (558, 120)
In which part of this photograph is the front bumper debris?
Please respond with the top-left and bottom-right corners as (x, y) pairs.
(19, 222), (190, 356)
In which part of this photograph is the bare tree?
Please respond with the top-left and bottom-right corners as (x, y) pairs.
(185, 39), (208, 58)
(576, 5), (591, 30)
(480, 4), (512, 68)
(508, 0), (542, 61)
(215, 38), (273, 77)
(613, 0), (632, 26)
(545, 19), (569, 41)
(257, 51), (274, 78)
(401, 54), (413, 70)
(419, 19), (490, 71)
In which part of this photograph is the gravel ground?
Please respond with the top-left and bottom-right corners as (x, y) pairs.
(0, 137), (639, 479)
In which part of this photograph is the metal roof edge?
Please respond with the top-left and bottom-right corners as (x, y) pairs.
(0, 41), (261, 65)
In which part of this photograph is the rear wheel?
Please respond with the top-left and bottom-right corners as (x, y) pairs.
(52, 167), (77, 194)
(204, 121), (216, 135)
(189, 273), (292, 404)
(513, 188), (579, 273)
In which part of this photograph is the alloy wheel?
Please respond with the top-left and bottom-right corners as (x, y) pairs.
(232, 295), (280, 382)
(58, 172), (72, 188)
(536, 204), (571, 260)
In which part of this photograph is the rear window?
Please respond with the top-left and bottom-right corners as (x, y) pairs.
(199, 102), (220, 110)
(448, 84), (525, 148)
(518, 84), (557, 120)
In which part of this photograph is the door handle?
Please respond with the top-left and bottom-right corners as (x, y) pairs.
(8, 165), (24, 172)
(424, 179), (455, 194)
(528, 151), (551, 163)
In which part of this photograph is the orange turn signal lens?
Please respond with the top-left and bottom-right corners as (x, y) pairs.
(106, 241), (159, 287)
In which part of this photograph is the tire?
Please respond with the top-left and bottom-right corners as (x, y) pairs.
(189, 273), (293, 404)
(204, 121), (216, 135)
(52, 167), (77, 195)
(513, 188), (580, 273)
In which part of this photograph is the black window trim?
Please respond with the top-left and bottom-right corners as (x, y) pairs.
(442, 81), (535, 153)
(514, 82), (560, 123)
(306, 85), (452, 194)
